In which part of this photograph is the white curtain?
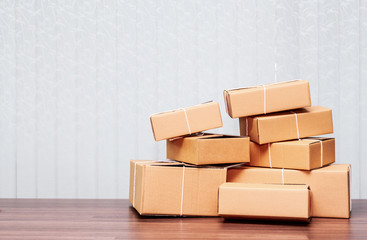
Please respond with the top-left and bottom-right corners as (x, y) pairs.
(0, 0), (366, 199)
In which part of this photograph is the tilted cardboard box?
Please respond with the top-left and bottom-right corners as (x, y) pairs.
(167, 133), (250, 165)
(129, 160), (233, 216)
(218, 183), (311, 222)
(227, 164), (351, 218)
(150, 101), (222, 141)
(240, 106), (333, 144)
(249, 138), (335, 170)
(223, 80), (311, 118)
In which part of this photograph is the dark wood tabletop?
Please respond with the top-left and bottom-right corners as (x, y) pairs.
(0, 199), (366, 239)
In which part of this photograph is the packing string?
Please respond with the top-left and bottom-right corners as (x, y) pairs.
(268, 143), (272, 168)
(180, 165), (186, 216)
(290, 111), (300, 140)
(320, 140), (323, 166)
(224, 162), (244, 169)
(262, 85), (267, 114)
(315, 139), (324, 167)
(181, 108), (192, 135)
(281, 168), (285, 185)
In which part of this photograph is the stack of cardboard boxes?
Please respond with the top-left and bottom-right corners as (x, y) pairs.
(129, 80), (351, 222)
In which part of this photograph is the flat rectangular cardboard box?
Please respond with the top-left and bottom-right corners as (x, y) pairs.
(150, 101), (223, 141)
(249, 137), (335, 170)
(224, 80), (311, 118)
(129, 160), (229, 216)
(227, 164), (351, 218)
(218, 183), (311, 222)
(240, 106), (333, 144)
(167, 133), (250, 165)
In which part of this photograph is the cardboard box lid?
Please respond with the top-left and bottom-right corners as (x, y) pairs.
(224, 80), (311, 118)
(150, 101), (223, 141)
(218, 182), (311, 221)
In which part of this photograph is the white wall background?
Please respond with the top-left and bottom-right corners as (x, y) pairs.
(0, 0), (366, 199)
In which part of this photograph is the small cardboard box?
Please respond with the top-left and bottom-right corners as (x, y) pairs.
(150, 101), (222, 141)
(240, 106), (333, 144)
(223, 80), (311, 118)
(218, 183), (311, 222)
(249, 138), (335, 170)
(167, 133), (250, 165)
(129, 160), (230, 216)
(227, 164), (351, 218)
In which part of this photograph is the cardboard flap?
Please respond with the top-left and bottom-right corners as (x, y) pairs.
(305, 137), (333, 144)
(137, 160), (244, 170)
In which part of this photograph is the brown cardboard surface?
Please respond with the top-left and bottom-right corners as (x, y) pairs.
(218, 183), (311, 221)
(240, 106), (333, 144)
(150, 101), (223, 141)
(129, 160), (228, 216)
(166, 133), (250, 165)
(249, 138), (335, 170)
(224, 80), (311, 118)
(227, 164), (351, 218)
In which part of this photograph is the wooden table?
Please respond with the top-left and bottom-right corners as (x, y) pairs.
(0, 199), (366, 239)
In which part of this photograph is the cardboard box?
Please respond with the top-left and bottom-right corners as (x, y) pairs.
(167, 133), (250, 165)
(150, 101), (222, 141)
(227, 164), (351, 218)
(223, 80), (311, 118)
(218, 183), (311, 222)
(249, 137), (335, 170)
(129, 160), (232, 216)
(240, 106), (333, 144)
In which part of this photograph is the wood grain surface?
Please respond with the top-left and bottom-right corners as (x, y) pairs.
(0, 199), (365, 239)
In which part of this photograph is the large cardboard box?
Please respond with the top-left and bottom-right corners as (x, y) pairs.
(240, 106), (333, 144)
(150, 101), (222, 141)
(249, 138), (335, 170)
(227, 164), (351, 218)
(223, 80), (311, 118)
(167, 133), (250, 165)
(129, 160), (232, 216)
(218, 183), (311, 222)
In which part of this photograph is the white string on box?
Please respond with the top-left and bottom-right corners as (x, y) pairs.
(262, 85), (267, 114)
(181, 108), (191, 135)
(290, 111), (300, 140)
(320, 141), (323, 166)
(281, 168), (285, 185)
(180, 165), (186, 216)
(314, 139), (324, 167)
(268, 143), (272, 168)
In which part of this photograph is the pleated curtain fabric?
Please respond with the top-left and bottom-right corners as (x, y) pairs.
(0, 0), (366, 199)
